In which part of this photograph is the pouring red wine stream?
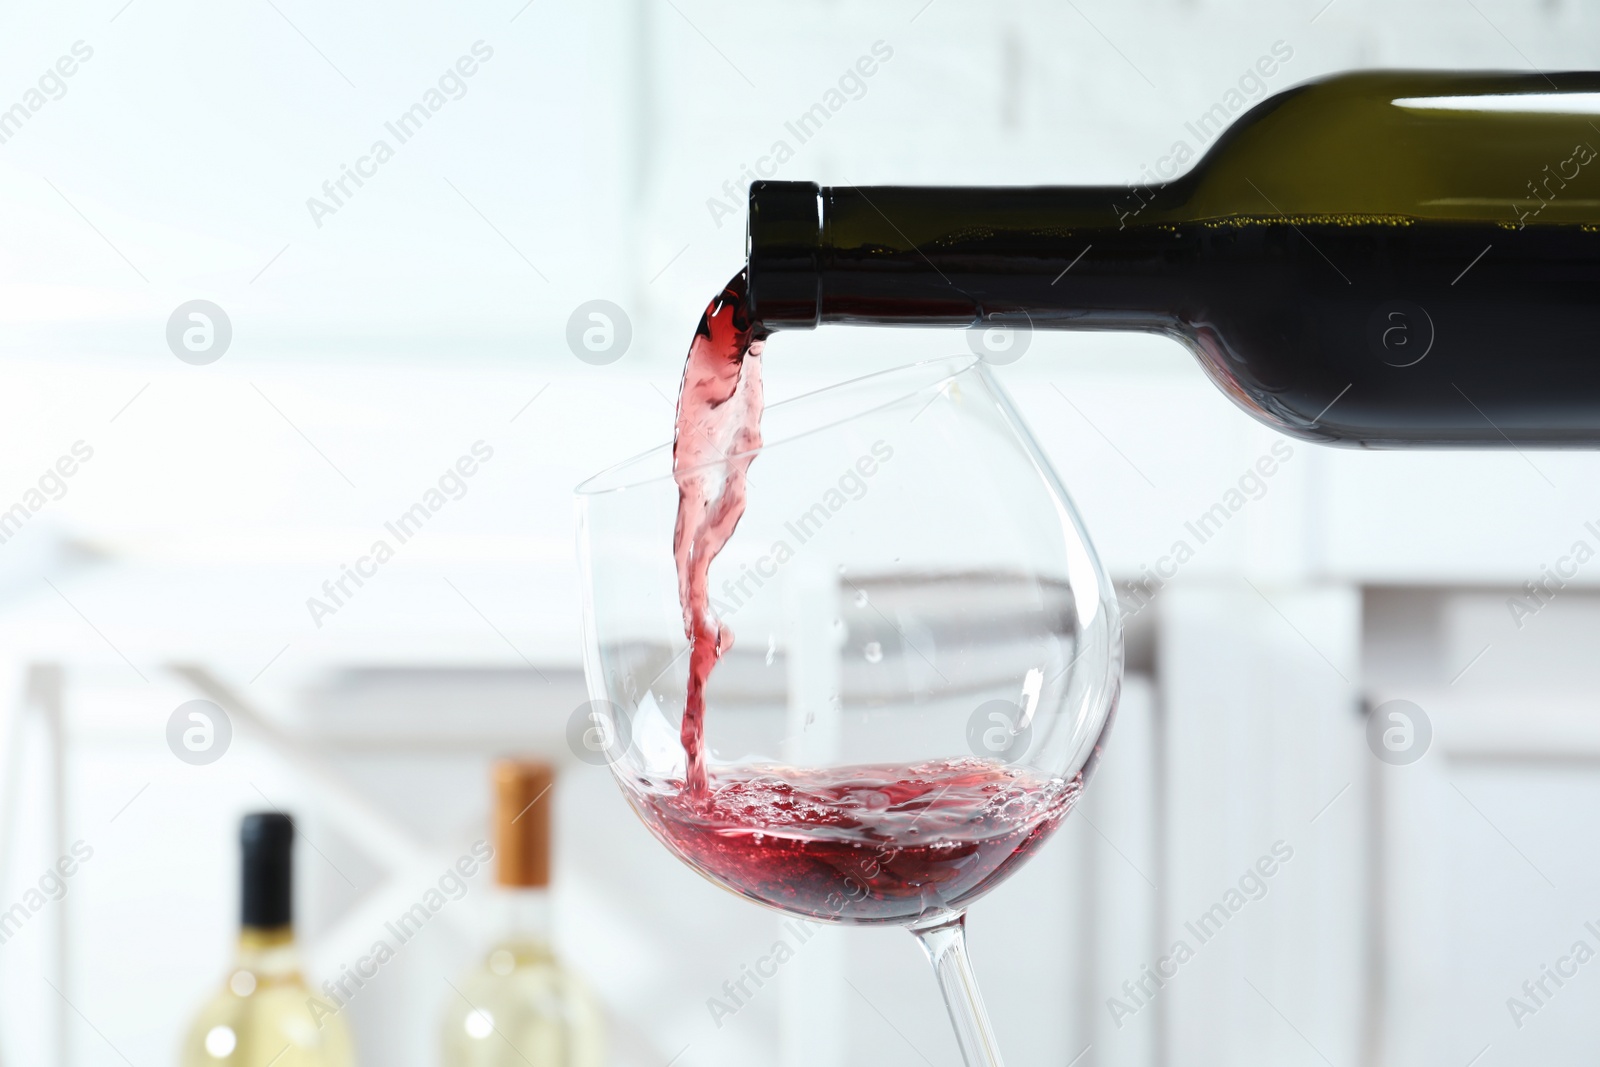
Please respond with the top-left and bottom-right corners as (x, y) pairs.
(663, 272), (1077, 920)
(671, 271), (766, 799)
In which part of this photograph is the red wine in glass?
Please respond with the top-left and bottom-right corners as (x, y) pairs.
(634, 757), (1082, 924)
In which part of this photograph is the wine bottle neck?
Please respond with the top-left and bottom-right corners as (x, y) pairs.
(236, 924), (302, 979)
(747, 180), (1192, 332)
(495, 887), (551, 941)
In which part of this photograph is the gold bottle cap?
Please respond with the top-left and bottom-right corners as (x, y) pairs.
(493, 758), (555, 888)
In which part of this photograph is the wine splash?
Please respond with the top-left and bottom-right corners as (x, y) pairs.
(636, 758), (1081, 924)
(671, 271), (766, 796)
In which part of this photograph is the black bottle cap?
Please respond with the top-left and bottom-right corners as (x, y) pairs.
(747, 180), (822, 329)
(240, 812), (293, 929)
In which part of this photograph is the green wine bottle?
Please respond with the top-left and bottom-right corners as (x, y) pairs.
(746, 70), (1600, 446)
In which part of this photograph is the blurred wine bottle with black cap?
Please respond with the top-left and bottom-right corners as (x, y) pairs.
(441, 760), (603, 1067)
(180, 813), (356, 1066)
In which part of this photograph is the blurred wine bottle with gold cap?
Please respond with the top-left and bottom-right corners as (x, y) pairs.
(441, 760), (603, 1067)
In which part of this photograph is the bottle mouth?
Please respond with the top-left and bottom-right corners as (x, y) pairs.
(573, 354), (982, 496)
(745, 180), (823, 329)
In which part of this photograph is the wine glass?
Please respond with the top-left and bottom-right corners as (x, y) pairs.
(575, 354), (1122, 1067)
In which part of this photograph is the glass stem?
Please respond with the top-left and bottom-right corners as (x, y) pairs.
(911, 912), (1006, 1067)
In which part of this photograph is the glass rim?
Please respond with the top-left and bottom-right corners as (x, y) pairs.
(574, 353), (984, 496)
